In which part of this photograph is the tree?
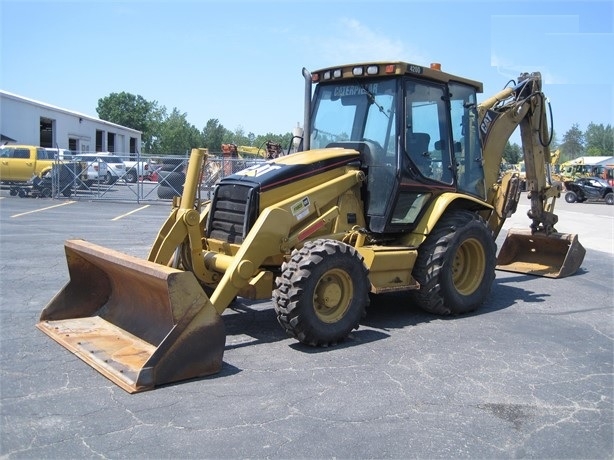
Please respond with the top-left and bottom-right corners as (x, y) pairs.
(226, 126), (249, 146)
(202, 119), (227, 152)
(584, 123), (613, 156)
(503, 141), (522, 164)
(96, 92), (163, 152)
(154, 108), (204, 155)
(559, 124), (584, 162)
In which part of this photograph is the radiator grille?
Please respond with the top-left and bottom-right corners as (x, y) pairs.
(207, 183), (257, 244)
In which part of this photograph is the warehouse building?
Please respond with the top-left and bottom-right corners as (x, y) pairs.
(0, 90), (141, 154)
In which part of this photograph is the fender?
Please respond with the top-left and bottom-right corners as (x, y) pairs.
(405, 192), (493, 246)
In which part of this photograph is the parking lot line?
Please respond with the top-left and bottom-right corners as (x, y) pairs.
(10, 200), (76, 218)
(111, 204), (151, 221)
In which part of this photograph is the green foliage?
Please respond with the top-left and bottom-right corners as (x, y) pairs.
(96, 92), (163, 152)
(154, 108), (204, 155)
(202, 119), (228, 153)
(559, 123), (585, 162)
(557, 123), (613, 162)
(584, 123), (613, 156)
(503, 141), (522, 164)
(96, 92), (151, 132)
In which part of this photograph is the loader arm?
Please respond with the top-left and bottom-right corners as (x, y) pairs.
(198, 167), (365, 313)
(148, 148), (208, 269)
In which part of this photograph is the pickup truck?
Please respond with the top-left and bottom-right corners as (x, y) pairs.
(0, 145), (56, 183)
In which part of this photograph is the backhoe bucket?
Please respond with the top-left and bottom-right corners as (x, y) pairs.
(496, 228), (586, 278)
(36, 239), (225, 393)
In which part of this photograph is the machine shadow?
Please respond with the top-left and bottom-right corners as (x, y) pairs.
(219, 272), (553, 356)
(169, 272), (569, 387)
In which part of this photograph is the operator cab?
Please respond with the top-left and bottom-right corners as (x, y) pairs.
(308, 62), (485, 233)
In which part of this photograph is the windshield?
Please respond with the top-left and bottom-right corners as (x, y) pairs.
(310, 78), (397, 154)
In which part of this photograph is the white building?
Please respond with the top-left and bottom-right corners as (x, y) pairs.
(0, 90), (141, 154)
(565, 156), (614, 167)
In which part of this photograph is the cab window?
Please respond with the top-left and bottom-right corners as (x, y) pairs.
(449, 82), (485, 199)
(404, 80), (453, 185)
(11, 149), (31, 159)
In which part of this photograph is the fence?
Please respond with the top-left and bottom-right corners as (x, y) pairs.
(43, 152), (265, 203)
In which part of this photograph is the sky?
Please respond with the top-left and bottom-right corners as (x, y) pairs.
(1, 0), (613, 145)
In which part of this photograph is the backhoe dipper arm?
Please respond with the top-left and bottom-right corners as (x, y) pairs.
(478, 72), (559, 236)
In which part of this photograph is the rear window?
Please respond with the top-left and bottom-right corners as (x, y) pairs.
(38, 149), (56, 160)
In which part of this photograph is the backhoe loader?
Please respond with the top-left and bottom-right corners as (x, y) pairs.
(37, 61), (586, 393)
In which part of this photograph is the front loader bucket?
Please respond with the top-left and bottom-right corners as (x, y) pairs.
(496, 228), (586, 278)
(36, 239), (225, 393)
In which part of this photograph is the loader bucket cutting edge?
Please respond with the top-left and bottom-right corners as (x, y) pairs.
(496, 228), (586, 279)
(36, 239), (226, 393)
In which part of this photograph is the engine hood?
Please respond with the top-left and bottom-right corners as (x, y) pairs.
(221, 147), (361, 192)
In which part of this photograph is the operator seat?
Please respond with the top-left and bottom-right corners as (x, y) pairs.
(407, 132), (430, 156)
(407, 132), (431, 176)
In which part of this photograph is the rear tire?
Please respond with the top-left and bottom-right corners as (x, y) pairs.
(565, 191), (577, 203)
(273, 239), (369, 347)
(605, 192), (614, 205)
(409, 210), (496, 315)
(125, 170), (138, 183)
(104, 172), (117, 185)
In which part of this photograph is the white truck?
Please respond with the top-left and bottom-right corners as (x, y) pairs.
(123, 159), (150, 183)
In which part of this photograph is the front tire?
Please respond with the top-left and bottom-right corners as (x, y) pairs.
(565, 191), (577, 203)
(273, 239), (369, 347)
(410, 210), (496, 315)
(605, 192), (614, 205)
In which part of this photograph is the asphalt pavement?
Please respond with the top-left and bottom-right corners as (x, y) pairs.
(0, 191), (612, 459)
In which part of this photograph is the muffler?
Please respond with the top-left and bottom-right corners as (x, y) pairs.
(37, 239), (225, 393)
(496, 228), (586, 278)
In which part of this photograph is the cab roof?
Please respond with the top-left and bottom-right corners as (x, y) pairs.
(311, 61), (483, 93)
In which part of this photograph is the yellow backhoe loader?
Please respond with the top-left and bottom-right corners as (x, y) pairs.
(37, 62), (586, 393)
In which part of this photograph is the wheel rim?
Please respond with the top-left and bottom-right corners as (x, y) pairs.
(452, 237), (485, 296)
(313, 268), (353, 323)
